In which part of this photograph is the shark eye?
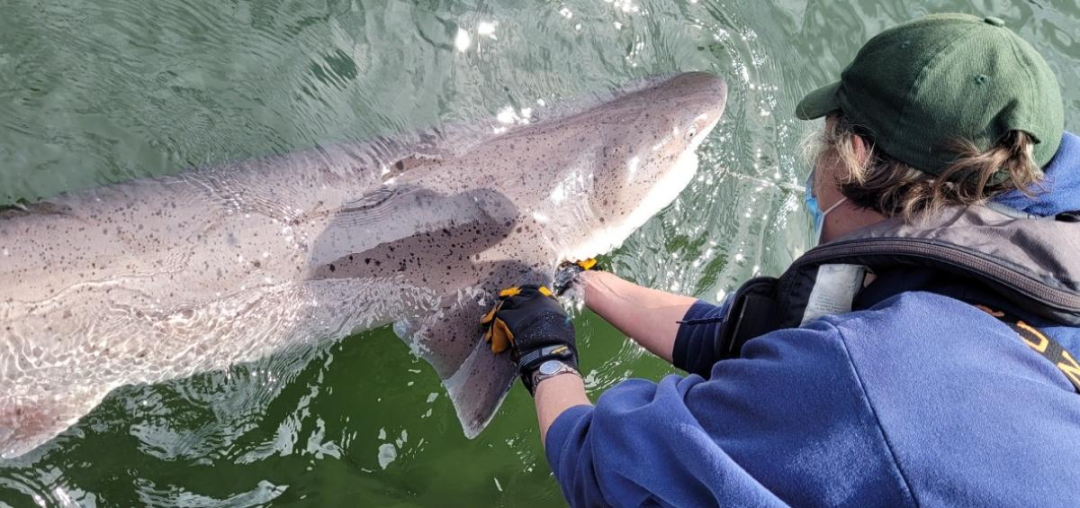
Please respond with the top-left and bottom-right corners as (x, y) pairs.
(685, 126), (697, 140)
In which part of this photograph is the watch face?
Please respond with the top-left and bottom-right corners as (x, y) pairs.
(538, 360), (564, 376)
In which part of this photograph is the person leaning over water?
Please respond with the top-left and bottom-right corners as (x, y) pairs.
(480, 14), (1080, 507)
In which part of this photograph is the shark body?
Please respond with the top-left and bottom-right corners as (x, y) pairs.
(0, 72), (727, 459)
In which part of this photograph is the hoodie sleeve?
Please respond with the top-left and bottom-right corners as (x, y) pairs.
(544, 377), (785, 508)
(672, 299), (731, 376)
(543, 318), (915, 508)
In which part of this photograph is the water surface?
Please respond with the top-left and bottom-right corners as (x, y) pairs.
(1, 0), (1078, 505)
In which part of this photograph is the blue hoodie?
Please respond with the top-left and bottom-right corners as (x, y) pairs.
(545, 132), (1080, 507)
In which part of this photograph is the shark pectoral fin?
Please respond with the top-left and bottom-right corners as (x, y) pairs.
(442, 338), (519, 437)
(395, 326), (519, 439)
(392, 290), (522, 439)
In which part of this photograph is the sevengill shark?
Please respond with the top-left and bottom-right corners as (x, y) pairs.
(0, 72), (727, 459)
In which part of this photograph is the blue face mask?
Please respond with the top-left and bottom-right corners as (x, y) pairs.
(804, 169), (847, 245)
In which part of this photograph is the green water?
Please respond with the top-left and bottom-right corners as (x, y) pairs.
(1, 0), (1078, 505)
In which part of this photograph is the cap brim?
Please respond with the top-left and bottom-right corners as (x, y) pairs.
(795, 82), (842, 120)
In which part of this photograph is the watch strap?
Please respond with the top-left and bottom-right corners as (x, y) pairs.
(518, 344), (576, 370)
(524, 360), (579, 396)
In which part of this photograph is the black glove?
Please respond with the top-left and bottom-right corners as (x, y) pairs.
(481, 285), (578, 394)
(552, 258), (600, 296)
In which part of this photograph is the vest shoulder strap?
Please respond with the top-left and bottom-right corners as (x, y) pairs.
(717, 206), (1080, 360)
(786, 206), (1080, 327)
(977, 305), (1080, 393)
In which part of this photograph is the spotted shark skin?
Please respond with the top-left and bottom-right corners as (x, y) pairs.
(0, 72), (727, 459)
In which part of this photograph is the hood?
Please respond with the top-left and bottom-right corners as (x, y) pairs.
(993, 131), (1080, 217)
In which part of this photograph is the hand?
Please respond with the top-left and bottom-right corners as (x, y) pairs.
(552, 258), (600, 296)
(481, 285), (578, 394)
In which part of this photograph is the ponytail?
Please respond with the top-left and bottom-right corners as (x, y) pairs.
(934, 131), (1042, 205)
(810, 116), (1043, 223)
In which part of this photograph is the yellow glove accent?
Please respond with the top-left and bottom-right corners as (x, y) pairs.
(484, 316), (515, 354)
(483, 285), (554, 354)
(577, 258), (598, 271)
(499, 287), (521, 298)
(480, 304), (499, 325)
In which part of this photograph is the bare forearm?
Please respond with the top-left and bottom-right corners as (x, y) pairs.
(580, 271), (698, 363)
(535, 373), (590, 445)
(533, 273), (694, 448)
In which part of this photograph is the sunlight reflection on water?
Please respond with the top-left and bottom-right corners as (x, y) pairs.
(0, 0), (1077, 505)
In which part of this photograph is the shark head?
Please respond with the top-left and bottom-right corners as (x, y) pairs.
(531, 72), (728, 262)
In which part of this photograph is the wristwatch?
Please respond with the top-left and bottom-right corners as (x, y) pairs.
(529, 359), (580, 391)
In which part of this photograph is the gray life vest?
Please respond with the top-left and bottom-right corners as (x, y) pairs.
(715, 204), (1080, 361)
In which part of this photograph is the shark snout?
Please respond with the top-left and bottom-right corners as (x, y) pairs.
(672, 71), (728, 99)
(675, 72), (728, 133)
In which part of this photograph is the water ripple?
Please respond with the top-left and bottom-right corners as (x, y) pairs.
(0, 0), (1077, 505)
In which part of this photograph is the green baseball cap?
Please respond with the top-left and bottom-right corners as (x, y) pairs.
(796, 13), (1064, 177)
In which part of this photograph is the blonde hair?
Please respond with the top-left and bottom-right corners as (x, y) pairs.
(805, 115), (1043, 222)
